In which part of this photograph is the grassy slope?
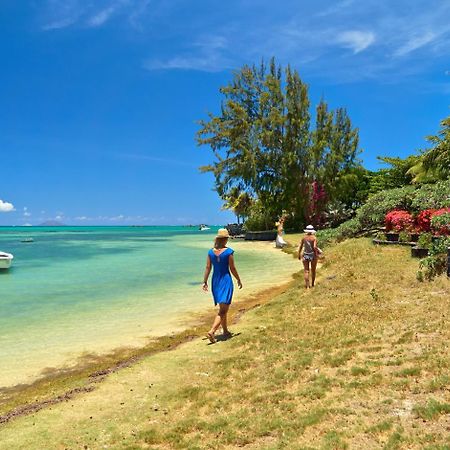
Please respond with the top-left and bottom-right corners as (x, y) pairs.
(1, 238), (450, 449)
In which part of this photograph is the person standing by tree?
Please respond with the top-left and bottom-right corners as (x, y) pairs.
(298, 225), (319, 289)
(202, 229), (243, 343)
(275, 216), (287, 248)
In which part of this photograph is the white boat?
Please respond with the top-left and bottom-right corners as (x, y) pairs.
(199, 225), (210, 231)
(0, 252), (13, 269)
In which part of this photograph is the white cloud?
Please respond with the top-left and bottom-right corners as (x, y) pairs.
(336, 30), (376, 54)
(0, 199), (15, 212)
(23, 207), (31, 217)
(87, 5), (117, 27)
(110, 214), (125, 221)
(394, 32), (437, 56)
(43, 16), (78, 30)
(145, 36), (230, 72)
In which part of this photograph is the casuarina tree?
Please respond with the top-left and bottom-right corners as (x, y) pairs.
(197, 58), (360, 229)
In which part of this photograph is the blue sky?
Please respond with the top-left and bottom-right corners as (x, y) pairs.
(1, 0), (449, 225)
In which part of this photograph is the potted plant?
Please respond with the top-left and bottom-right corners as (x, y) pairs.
(411, 232), (432, 258)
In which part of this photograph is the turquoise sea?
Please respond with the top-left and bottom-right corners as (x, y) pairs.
(0, 226), (299, 388)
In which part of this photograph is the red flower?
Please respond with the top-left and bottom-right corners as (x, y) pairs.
(416, 208), (450, 233)
(385, 210), (414, 232)
(416, 209), (437, 232)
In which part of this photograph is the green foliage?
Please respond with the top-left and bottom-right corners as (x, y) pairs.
(222, 187), (253, 223)
(429, 236), (450, 256)
(417, 254), (447, 281)
(410, 179), (450, 211)
(326, 181), (450, 242)
(355, 186), (415, 229)
(323, 200), (354, 228)
(413, 399), (450, 420)
(417, 233), (432, 249)
(242, 200), (275, 232)
(398, 231), (409, 243)
(369, 155), (420, 193)
(336, 217), (361, 238)
(421, 115), (450, 180)
(430, 213), (450, 235)
(197, 58), (360, 228)
(316, 228), (340, 248)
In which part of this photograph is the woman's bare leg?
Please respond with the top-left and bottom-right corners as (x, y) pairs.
(311, 259), (318, 287)
(221, 306), (230, 335)
(208, 304), (230, 341)
(302, 260), (310, 288)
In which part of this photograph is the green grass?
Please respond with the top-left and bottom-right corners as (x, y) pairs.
(1, 238), (450, 449)
(414, 399), (450, 420)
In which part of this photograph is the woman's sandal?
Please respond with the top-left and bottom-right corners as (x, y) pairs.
(206, 332), (216, 344)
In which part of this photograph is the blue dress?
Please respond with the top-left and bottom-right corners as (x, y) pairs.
(208, 247), (234, 305)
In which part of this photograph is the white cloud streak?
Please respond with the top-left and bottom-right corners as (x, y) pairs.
(40, 0), (450, 83)
(336, 30), (376, 54)
(394, 32), (438, 56)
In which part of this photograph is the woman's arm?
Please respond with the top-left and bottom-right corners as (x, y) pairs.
(298, 238), (304, 260)
(229, 254), (243, 289)
(202, 255), (212, 291)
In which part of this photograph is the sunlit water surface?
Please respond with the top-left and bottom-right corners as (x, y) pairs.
(0, 226), (299, 387)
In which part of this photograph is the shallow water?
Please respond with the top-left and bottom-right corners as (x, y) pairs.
(0, 226), (299, 388)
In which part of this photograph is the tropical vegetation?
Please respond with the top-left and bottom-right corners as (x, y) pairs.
(198, 60), (450, 237)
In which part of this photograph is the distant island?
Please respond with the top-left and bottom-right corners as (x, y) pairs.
(39, 220), (65, 226)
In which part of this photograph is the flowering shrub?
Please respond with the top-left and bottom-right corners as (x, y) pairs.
(385, 210), (414, 232)
(430, 210), (450, 235)
(416, 209), (437, 232)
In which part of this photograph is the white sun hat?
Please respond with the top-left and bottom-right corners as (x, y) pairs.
(303, 225), (316, 234)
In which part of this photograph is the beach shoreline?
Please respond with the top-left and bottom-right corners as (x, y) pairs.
(0, 240), (300, 424)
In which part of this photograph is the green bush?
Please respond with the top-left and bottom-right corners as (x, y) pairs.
(431, 212), (450, 235)
(410, 180), (450, 212)
(398, 231), (410, 243)
(243, 204), (275, 231)
(336, 218), (361, 238)
(355, 186), (416, 229)
(417, 254), (447, 281)
(316, 228), (340, 248)
(417, 232), (432, 249)
(429, 236), (450, 256)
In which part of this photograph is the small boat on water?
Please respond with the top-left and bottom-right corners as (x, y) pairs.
(199, 224), (210, 231)
(0, 252), (13, 269)
(21, 237), (34, 243)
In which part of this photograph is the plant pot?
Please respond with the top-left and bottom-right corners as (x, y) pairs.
(385, 232), (399, 242)
(409, 233), (420, 243)
(411, 246), (429, 258)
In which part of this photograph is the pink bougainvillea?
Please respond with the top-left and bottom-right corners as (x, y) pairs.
(306, 181), (327, 225)
(385, 210), (414, 232)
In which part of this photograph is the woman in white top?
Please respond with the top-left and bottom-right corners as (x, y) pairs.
(298, 225), (319, 289)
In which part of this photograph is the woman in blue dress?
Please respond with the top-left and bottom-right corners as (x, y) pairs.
(202, 228), (242, 343)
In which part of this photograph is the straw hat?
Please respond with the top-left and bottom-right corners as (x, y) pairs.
(216, 228), (230, 238)
(304, 225), (316, 234)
